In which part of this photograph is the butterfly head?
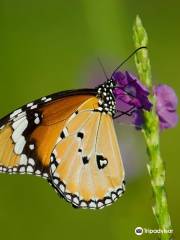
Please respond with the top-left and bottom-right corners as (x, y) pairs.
(97, 78), (116, 116)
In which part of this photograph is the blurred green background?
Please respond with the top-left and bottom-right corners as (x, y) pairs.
(0, 1), (179, 239)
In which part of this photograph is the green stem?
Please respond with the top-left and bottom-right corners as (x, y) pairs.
(133, 15), (173, 240)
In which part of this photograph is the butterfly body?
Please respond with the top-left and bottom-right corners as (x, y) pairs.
(0, 80), (125, 209)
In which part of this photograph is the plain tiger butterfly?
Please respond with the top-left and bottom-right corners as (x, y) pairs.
(0, 48), (146, 209)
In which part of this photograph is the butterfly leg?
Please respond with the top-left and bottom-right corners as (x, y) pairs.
(113, 106), (136, 119)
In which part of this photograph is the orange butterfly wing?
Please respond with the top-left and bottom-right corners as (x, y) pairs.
(0, 92), (93, 177)
(50, 97), (125, 209)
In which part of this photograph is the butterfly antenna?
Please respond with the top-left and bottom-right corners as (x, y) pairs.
(110, 46), (147, 78)
(97, 57), (109, 80)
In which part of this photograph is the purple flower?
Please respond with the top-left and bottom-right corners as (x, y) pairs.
(154, 84), (178, 129)
(112, 71), (178, 130)
(112, 71), (152, 111)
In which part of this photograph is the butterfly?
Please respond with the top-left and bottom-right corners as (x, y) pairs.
(0, 83), (125, 209)
(0, 48), (146, 209)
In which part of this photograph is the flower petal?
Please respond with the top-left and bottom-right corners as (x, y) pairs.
(154, 84), (178, 129)
(113, 71), (152, 111)
(112, 71), (128, 86)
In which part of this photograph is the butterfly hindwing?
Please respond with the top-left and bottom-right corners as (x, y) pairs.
(49, 97), (125, 209)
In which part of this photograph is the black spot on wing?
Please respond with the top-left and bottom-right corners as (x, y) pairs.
(60, 131), (65, 139)
(96, 155), (108, 169)
(77, 132), (84, 139)
(82, 156), (89, 165)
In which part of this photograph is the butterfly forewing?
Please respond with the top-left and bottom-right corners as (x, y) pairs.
(50, 97), (125, 209)
(0, 93), (94, 177)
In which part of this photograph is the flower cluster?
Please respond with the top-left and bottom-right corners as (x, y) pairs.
(112, 71), (178, 130)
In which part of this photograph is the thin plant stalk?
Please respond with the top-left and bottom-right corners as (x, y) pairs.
(133, 15), (173, 240)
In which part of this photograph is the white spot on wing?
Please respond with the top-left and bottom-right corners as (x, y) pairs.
(12, 112), (26, 122)
(13, 167), (17, 172)
(51, 164), (56, 173)
(29, 144), (35, 150)
(20, 154), (28, 165)
(99, 159), (108, 167)
(63, 128), (69, 137)
(89, 201), (96, 209)
(73, 197), (79, 205)
(80, 201), (87, 208)
(19, 166), (25, 173)
(27, 102), (34, 107)
(60, 184), (65, 193)
(30, 104), (37, 109)
(10, 109), (22, 119)
(34, 117), (40, 125)
(28, 158), (35, 166)
(53, 179), (59, 185)
(97, 201), (104, 209)
(66, 194), (71, 201)
(53, 172), (59, 178)
(12, 116), (27, 130)
(111, 193), (117, 201)
(44, 97), (52, 102)
(14, 136), (26, 154)
(43, 173), (48, 178)
(105, 198), (112, 205)
(35, 170), (41, 175)
(12, 118), (28, 143)
(27, 165), (33, 173)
